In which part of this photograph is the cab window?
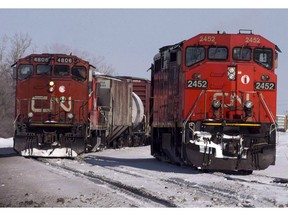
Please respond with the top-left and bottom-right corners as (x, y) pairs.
(72, 66), (87, 81)
(233, 47), (251, 61)
(54, 65), (69, 76)
(18, 64), (33, 80)
(186, 46), (205, 67)
(37, 65), (51, 75)
(254, 48), (273, 70)
(208, 46), (228, 60)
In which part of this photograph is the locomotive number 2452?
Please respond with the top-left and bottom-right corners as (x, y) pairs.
(199, 35), (215, 42)
(187, 80), (208, 88)
(254, 82), (275, 90)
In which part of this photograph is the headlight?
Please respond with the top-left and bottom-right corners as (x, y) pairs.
(49, 80), (55, 92)
(211, 100), (221, 109)
(261, 75), (270, 81)
(244, 100), (254, 109)
(49, 81), (54, 86)
(49, 86), (54, 92)
(67, 113), (74, 119)
(192, 73), (201, 80)
(28, 112), (33, 118)
(227, 66), (236, 80)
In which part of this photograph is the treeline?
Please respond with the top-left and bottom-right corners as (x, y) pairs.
(0, 33), (32, 137)
(0, 33), (114, 138)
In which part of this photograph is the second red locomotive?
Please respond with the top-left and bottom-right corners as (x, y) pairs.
(150, 30), (281, 173)
(13, 54), (149, 157)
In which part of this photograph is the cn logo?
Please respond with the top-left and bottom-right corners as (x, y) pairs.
(31, 96), (72, 112)
(241, 75), (250, 84)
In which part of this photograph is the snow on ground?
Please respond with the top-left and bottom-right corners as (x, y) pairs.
(254, 132), (288, 179)
(0, 137), (13, 148)
(1, 133), (288, 209)
(1, 132), (288, 178)
(0, 138), (14, 156)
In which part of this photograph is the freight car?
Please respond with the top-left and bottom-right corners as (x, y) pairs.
(12, 53), (146, 157)
(149, 30), (281, 173)
(117, 76), (151, 145)
(92, 73), (147, 148)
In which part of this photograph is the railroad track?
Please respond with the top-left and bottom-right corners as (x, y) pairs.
(33, 153), (288, 207)
(35, 158), (178, 207)
(211, 171), (288, 188)
(162, 174), (288, 207)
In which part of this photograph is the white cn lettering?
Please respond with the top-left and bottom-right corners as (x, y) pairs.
(55, 97), (72, 112)
(213, 92), (250, 107)
(31, 96), (72, 112)
(31, 96), (52, 112)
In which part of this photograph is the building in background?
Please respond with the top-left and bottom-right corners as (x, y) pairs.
(276, 115), (288, 132)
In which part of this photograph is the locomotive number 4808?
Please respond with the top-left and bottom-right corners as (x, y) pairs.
(187, 80), (208, 88)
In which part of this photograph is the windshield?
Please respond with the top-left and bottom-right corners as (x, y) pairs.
(18, 64), (33, 80)
(37, 65), (51, 75)
(208, 47), (228, 60)
(233, 47), (251, 61)
(54, 65), (69, 76)
(72, 66), (87, 81)
(254, 48), (273, 70)
(186, 46), (205, 66)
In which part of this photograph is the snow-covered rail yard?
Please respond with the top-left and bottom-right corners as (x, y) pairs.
(0, 132), (288, 208)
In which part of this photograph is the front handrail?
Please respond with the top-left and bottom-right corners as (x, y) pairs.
(258, 92), (278, 135)
(183, 90), (205, 127)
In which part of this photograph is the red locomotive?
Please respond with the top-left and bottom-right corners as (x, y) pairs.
(13, 54), (148, 157)
(150, 30), (281, 173)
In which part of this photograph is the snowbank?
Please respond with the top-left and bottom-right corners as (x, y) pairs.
(0, 137), (13, 148)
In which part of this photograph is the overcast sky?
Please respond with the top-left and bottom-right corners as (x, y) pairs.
(1, 4), (288, 114)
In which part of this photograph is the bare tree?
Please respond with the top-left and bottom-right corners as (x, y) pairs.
(0, 35), (9, 82)
(44, 43), (115, 75)
(0, 33), (32, 138)
(0, 37), (115, 138)
(8, 33), (32, 66)
(89, 56), (115, 76)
